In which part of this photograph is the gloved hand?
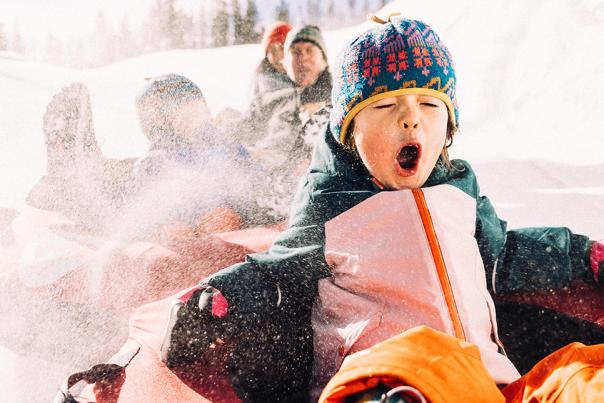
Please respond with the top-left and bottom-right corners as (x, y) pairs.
(160, 285), (230, 368)
(590, 241), (604, 285)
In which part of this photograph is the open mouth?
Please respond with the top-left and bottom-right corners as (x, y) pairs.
(396, 144), (421, 173)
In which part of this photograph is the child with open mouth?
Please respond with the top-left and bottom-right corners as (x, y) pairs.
(158, 15), (604, 402)
(64, 14), (604, 403)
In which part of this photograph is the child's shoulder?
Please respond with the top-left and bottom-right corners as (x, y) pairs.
(450, 158), (474, 172)
(432, 158), (481, 198)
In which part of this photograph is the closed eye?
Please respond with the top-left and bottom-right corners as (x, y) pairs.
(374, 103), (395, 109)
(420, 102), (439, 107)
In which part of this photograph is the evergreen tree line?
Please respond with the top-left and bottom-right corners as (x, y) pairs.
(0, 0), (390, 68)
(0, 22), (25, 54)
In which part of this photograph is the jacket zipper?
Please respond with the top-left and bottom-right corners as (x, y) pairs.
(412, 189), (467, 341)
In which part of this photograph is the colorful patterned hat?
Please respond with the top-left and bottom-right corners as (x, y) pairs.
(136, 74), (204, 109)
(331, 16), (458, 144)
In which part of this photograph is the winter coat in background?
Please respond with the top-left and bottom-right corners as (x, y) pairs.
(241, 58), (294, 145)
(239, 68), (333, 222)
(201, 126), (594, 401)
(241, 67), (333, 173)
(129, 123), (270, 232)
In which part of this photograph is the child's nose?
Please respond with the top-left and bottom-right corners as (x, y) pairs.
(398, 109), (420, 130)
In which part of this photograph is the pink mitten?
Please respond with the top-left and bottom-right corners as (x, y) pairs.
(590, 241), (604, 284)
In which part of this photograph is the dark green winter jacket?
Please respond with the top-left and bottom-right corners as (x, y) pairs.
(204, 127), (593, 400)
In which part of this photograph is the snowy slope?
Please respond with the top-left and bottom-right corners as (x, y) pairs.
(1, 1), (604, 401)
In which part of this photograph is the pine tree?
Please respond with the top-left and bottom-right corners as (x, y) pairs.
(327, 0), (336, 20)
(10, 25), (25, 54)
(164, 0), (185, 49)
(362, 0), (370, 15)
(0, 23), (7, 51)
(232, 0), (244, 44)
(66, 38), (88, 68)
(28, 37), (38, 60)
(94, 12), (115, 65)
(212, 0), (230, 47)
(241, 0), (259, 43)
(45, 34), (63, 65)
(306, 0), (321, 25)
(117, 19), (137, 60)
(180, 13), (195, 48)
(348, 0), (357, 19)
(275, 0), (290, 23)
(145, 0), (165, 50)
(196, 6), (208, 48)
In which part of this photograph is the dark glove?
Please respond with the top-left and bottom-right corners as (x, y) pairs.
(160, 285), (230, 368)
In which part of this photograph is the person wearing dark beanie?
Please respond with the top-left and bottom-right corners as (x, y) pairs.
(237, 24), (333, 221)
(248, 24), (332, 172)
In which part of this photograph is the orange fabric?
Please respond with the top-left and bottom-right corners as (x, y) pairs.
(319, 326), (604, 403)
(194, 207), (242, 235)
(318, 326), (504, 403)
(502, 342), (604, 402)
(412, 189), (466, 340)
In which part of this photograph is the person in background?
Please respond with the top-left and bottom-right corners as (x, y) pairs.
(284, 24), (332, 117)
(240, 25), (333, 220)
(247, 24), (332, 169)
(132, 74), (271, 240)
(213, 21), (292, 139)
(249, 20), (292, 114)
(160, 17), (604, 402)
(1, 83), (132, 393)
(26, 82), (128, 232)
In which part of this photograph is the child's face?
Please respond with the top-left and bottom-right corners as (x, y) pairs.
(172, 98), (212, 139)
(352, 94), (449, 190)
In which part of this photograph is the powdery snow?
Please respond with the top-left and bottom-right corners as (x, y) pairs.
(0, 0), (603, 401)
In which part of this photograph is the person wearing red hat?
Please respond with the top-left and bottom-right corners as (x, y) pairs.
(233, 23), (332, 221)
(238, 22), (293, 147)
(262, 21), (292, 74)
(251, 21), (292, 103)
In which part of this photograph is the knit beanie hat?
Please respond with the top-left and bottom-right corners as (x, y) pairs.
(331, 16), (458, 144)
(262, 21), (292, 54)
(284, 25), (328, 61)
(136, 74), (205, 149)
(136, 74), (204, 110)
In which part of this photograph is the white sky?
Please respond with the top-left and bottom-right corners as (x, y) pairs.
(0, 0), (208, 39)
(0, 0), (369, 40)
